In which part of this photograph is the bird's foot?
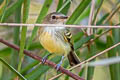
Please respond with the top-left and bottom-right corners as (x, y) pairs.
(42, 56), (47, 64)
(56, 56), (64, 71)
(56, 63), (61, 71)
(42, 54), (51, 64)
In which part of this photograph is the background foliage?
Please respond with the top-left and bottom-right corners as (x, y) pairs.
(0, 0), (120, 80)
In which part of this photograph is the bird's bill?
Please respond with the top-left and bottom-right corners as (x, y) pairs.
(56, 16), (68, 19)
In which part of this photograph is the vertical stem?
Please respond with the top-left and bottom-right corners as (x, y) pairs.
(87, 0), (95, 35)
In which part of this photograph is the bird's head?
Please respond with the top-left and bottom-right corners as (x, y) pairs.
(43, 12), (68, 24)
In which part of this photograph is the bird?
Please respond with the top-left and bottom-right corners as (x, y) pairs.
(38, 12), (80, 70)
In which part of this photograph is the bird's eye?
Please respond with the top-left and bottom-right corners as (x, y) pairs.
(52, 15), (56, 19)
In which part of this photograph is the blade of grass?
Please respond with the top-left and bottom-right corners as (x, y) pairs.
(112, 29), (120, 80)
(0, 47), (11, 57)
(73, 31), (84, 42)
(92, 0), (104, 25)
(1, 0), (24, 22)
(10, 1), (22, 79)
(87, 0), (95, 36)
(107, 35), (119, 80)
(57, 0), (71, 15)
(56, 0), (63, 12)
(21, 60), (39, 75)
(74, 7), (90, 25)
(103, 4), (120, 24)
(74, 35), (94, 50)
(11, 0), (21, 68)
(18, 0), (30, 72)
(18, 27), (27, 72)
(0, 58), (27, 80)
(96, 13), (109, 25)
(25, 56), (61, 80)
(86, 45), (97, 80)
(26, 0), (53, 50)
(0, 0), (8, 22)
(66, 0), (91, 24)
(86, 0), (96, 78)
(96, 3), (120, 25)
(88, 0), (95, 26)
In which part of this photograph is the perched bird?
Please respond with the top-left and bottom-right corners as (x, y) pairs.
(38, 12), (80, 70)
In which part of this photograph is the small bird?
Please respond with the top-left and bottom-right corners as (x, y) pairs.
(38, 12), (80, 70)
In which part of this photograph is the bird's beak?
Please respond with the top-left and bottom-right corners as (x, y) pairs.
(60, 16), (68, 19)
(56, 16), (68, 19)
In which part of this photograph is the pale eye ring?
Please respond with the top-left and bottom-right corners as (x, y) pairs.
(51, 15), (56, 19)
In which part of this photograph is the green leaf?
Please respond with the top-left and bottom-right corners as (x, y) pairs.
(25, 56), (61, 80)
(2, 0), (24, 22)
(86, 45), (97, 80)
(18, 27), (27, 71)
(18, 0), (30, 72)
(25, 65), (50, 80)
(92, 0), (104, 25)
(96, 13), (109, 25)
(57, 0), (71, 15)
(56, 0), (63, 11)
(74, 7), (90, 24)
(0, 47), (11, 57)
(21, 60), (39, 75)
(95, 39), (106, 50)
(74, 35), (94, 50)
(110, 29), (120, 80)
(66, 0), (91, 24)
(112, 29), (120, 52)
(22, 0), (30, 23)
(0, 0), (8, 22)
(0, 58), (27, 80)
(73, 31), (84, 42)
(11, 0), (21, 68)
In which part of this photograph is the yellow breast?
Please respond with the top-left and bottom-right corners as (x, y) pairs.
(39, 31), (71, 56)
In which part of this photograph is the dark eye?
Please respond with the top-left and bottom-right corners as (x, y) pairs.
(52, 15), (56, 19)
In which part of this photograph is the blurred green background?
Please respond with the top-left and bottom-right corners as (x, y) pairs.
(0, 0), (120, 80)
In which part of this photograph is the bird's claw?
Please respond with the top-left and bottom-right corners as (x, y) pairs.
(56, 63), (61, 71)
(56, 56), (64, 71)
(42, 54), (51, 64)
(42, 56), (48, 64)
(42, 58), (46, 64)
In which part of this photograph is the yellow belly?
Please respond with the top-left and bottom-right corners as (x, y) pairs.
(39, 32), (71, 55)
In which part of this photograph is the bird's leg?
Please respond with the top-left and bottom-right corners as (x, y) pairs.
(56, 56), (64, 70)
(42, 54), (52, 64)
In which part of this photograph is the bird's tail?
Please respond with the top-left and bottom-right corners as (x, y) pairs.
(67, 51), (80, 66)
